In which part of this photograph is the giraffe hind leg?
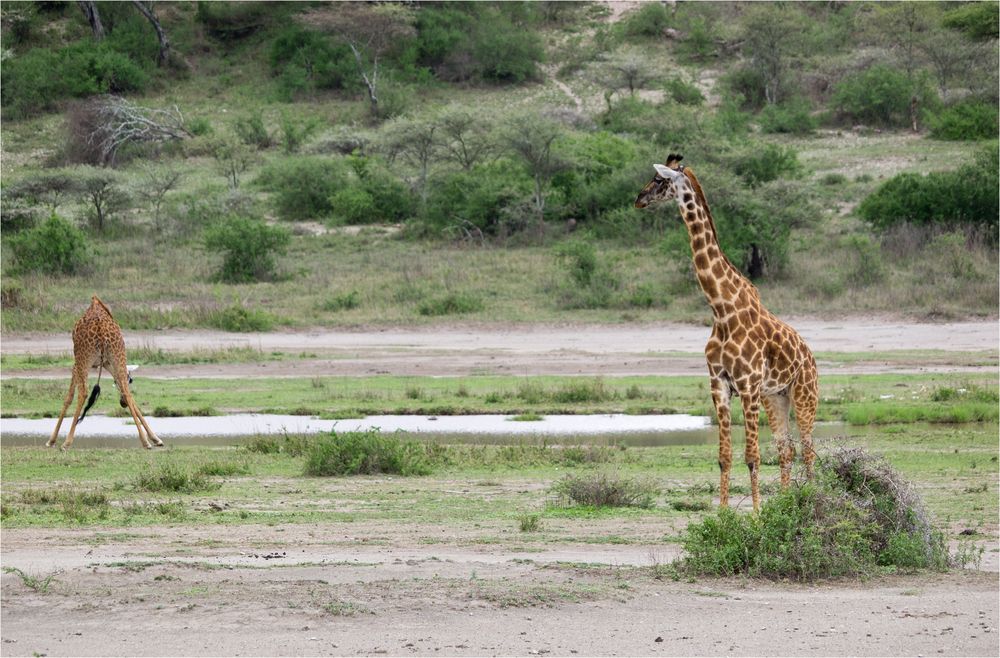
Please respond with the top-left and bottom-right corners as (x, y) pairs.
(763, 392), (793, 488)
(792, 373), (819, 479)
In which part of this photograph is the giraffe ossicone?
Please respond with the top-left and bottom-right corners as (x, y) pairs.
(635, 157), (819, 512)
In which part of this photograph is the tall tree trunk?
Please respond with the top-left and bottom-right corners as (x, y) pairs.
(77, 1), (105, 40)
(130, 1), (170, 67)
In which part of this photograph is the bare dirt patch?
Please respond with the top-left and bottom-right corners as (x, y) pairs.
(2, 319), (997, 379)
(2, 523), (997, 657)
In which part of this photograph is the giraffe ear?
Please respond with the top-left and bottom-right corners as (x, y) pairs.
(653, 163), (677, 179)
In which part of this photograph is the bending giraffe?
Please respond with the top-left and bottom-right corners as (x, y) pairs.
(635, 155), (818, 511)
(48, 295), (162, 450)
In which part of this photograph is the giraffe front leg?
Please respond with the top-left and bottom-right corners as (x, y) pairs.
(48, 378), (77, 447)
(710, 378), (733, 508)
(742, 390), (762, 512)
(130, 398), (162, 448)
(61, 370), (90, 451)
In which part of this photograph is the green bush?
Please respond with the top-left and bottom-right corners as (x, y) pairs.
(551, 131), (639, 223)
(1, 40), (149, 119)
(8, 213), (90, 276)
(418, 292), (485, 316)
(132, 463), (219, 493)
(726, 143), (803, 187)
(758, 99), (817, 135)
(831, 65), (938, 128)
(664, 77), (705, 106)
(929, 101), (999, 141)
(235, 111), (273, 149)
(209, 304), (277, 332)
(304, 430), (432, 476)
(204, 216), (290, 282)
(552, 472), (658, 508)
(621, 2), (673, 38)
(279, 114), (320, 154)
(423, 159), (533, 235)
(256, 157), (352, 220)
(858, 150), (998, 236)
(329, 187), (376, 225)
(682, 447), (949, 579)
(471, 9), (544, 83)
(943, 1), (999, 40)
(269, 26), (356, 99)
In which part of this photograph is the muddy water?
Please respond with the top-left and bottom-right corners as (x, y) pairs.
(1, 413), (857, 448)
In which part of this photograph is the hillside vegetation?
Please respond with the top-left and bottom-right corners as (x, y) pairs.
(1, 1), (997, 331)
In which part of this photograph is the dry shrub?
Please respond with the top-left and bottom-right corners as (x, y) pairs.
(552, 471), (658, 508)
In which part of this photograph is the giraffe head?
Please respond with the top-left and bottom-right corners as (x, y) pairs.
(120, 365), (137, 407)
(634, 154), (687, 209)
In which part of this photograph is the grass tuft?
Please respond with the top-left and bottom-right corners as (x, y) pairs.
(304, 430), (432, 477)
(552, 471), (658, 508)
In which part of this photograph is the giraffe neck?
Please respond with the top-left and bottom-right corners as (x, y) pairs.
(675, 189), (758, 320)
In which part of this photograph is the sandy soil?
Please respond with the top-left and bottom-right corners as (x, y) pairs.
(2, 524), (997, 657)
(2, 320), (997, 379)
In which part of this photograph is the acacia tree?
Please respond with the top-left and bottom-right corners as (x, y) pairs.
(502, 114), (567, 222)
(740, 5), (806, 106)
(300, 3), (415, 119)
(129, 1), (171, 67)
(435, 105), (496, 171)
(77, 0), (105, 40)
(599, 51), (657, 98)
(379, 117), (439, 206)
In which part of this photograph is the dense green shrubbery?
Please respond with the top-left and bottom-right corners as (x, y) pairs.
(929, 101), (999, 141)
(204, 216), (290, 282)
(552, 131), (639, 223)
(256, 155), (412, 223)
(256, 157), (351, 220)
(209, 304), (278, 332)
(304, 430), (432, 476)
(8, 213), (90, 276)
(758, 99), (816, 135)
(1, 40), (149, 119)
(831, 65), (937, 128)
(664, 77), (705, 106)
(682, 448), (949, 579)
(414, 4), (543, 83)
(943, 1), (999, 40)
(858, 150), (998, 237)
(422, 159), (533, 236)
(620, 2), (673, 38)
(726, 143), (803, 187)
(269, 26), (356, 100)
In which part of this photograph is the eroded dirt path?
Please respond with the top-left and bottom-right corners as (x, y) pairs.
(2, 524), (997, 657)
(2, 320), (997, 379)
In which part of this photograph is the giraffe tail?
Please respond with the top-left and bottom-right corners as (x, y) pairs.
(78, 384), (101, 424)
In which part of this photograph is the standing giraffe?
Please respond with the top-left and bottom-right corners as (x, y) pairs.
(48, 295), (162, 450)
(635, 155), (818, 511)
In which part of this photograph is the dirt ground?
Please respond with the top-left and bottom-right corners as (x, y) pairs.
(2, 319), (998, 379)
(1, 523), (997, 657)
(3, 318), (999, 656)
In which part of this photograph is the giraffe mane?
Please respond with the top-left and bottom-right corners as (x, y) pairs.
(682, 168), (759, 298)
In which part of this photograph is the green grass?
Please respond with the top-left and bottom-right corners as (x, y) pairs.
(2, 421), (994, 533)
(2, 372), (996, 423)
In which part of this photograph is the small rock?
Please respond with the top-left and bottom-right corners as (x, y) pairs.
(654, 637), (664, 643)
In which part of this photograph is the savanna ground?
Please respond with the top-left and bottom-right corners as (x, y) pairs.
(2, 2), (999, 655)
(1, 321), (998, 657)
